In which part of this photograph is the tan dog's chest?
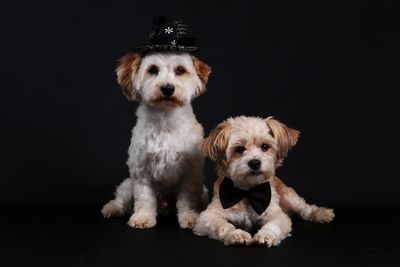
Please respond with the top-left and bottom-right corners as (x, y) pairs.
(221, 182), (280, 229)
(222, 200), (263, 229)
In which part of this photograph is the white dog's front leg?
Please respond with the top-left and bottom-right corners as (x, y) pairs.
(194, 209), (252, 246)
(127, 179), (157, 229)
(176, 176), (203, 229)
(254, 208), (292, 247)
(101, 178), (133, 218)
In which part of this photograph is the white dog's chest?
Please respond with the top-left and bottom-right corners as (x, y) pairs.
(127, 124), (200, 184)
(138, 143), (184, 182)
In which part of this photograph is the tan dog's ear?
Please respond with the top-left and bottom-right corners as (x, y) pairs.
(191, 56), (211, 97)
(199, 121), (231, 165)
(265, 116), (300, 165)
(116, 52), (143, 101)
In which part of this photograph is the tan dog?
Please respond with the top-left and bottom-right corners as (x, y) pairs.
(193, 116), (334, 246)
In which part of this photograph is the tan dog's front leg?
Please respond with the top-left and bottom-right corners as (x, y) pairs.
(194, 209), (252, 246)
(254, 208), (292, 247)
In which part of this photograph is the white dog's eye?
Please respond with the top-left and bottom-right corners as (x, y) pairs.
(235, 146), (246, 154)
(147, 65), (159, 75)
(175, 66), (186, 75)
(261, 143), (270, 152)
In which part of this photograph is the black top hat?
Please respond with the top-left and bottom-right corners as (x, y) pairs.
(130, 16), (199, 52)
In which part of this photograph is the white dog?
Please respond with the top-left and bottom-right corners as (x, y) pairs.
(194, 116), (334, 246)
(101, 51), (211, 229)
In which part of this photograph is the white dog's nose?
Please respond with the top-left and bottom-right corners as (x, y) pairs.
(161, 85), (175, 97)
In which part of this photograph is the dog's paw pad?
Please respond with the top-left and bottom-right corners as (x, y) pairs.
(253, 231), (278, 247)
(312, 208), (335, 223)
(178, 211), (199, 229)
(127, 214), (156, 229)
(224, 229), (252, 246)
(101, 201), (125, 218)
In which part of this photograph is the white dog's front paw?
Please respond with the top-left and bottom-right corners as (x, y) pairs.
(312, 208), (335, 223)
(101, 201), (125, 218)
(127, 213), (156, 229)
(223, 229), (252, 246)
(178, 211), (199, 229)
(253, 231), (280, 247)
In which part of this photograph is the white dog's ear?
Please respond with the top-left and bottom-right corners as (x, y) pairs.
(265, 117), (300, 165)
(116, 52), (143, 101)
(191, 56), (211, 97)
(199, 121), (231, 165)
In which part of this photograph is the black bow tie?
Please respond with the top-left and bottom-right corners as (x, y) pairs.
(219, 177), (271, 215)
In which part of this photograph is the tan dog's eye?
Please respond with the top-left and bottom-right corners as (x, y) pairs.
(147, 65), (159, 75)
(261, 144), (270, 152)
(235, 146), (246, 154)
(175, 66), (186, 75)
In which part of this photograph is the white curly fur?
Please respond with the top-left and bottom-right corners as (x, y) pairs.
(101, 52), (211, 229)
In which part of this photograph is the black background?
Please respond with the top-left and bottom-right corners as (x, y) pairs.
(1, 1), (399, 266)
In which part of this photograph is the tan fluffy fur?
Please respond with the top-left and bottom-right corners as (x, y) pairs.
(265, 116), (300, 167)
(194, 116), (334, 246)
(199, 121), (231, 171)
(191, 56), (212, 96)
(116, 52), (143, 100)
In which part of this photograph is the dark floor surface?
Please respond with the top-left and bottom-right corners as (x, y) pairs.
(2, 206), (399, 267)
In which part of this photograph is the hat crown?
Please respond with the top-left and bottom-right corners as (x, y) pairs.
(131, 16), (198, 52)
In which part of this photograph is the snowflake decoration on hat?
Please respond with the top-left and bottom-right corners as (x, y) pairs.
(165, 27), (174, 34)
(171, 40), (177, 46)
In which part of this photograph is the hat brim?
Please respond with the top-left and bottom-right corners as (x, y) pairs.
(130, 44), (199, 52)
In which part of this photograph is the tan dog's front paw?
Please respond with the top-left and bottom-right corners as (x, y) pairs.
(101, 201), (125, 218)
(311, 208), (335, 223)
(253, 231), (279, 247)
(223, 229), (252, 246)
(178, 211), (199, 229)
(127, 214), (156, 229)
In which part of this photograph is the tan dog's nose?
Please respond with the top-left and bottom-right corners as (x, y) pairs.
(248, 159), (261, 170)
